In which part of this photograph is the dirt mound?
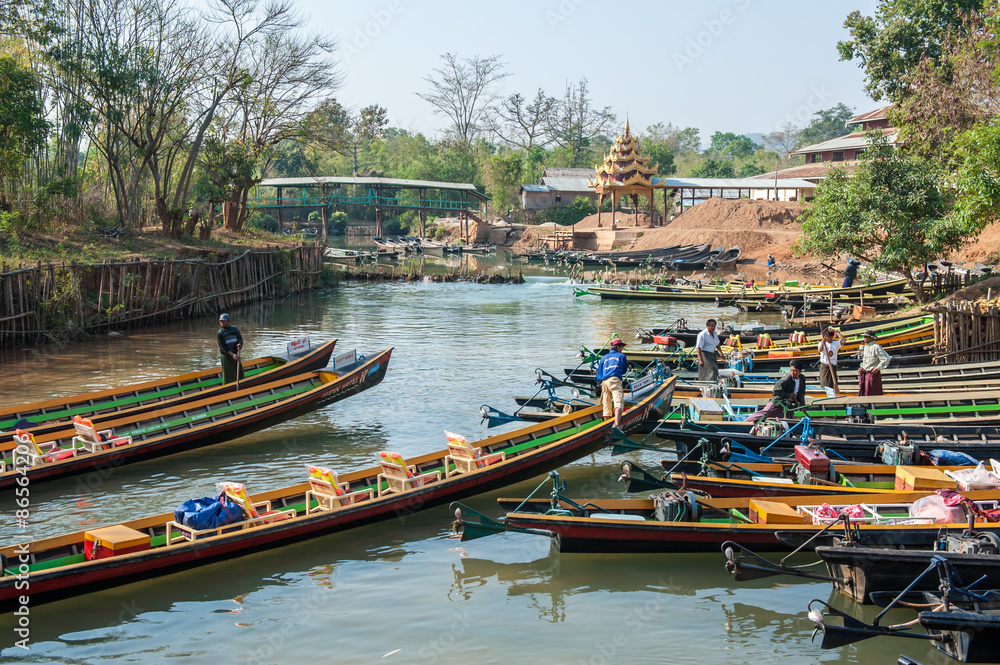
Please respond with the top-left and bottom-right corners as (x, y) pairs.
(619, 198), (806, 261)
(574, 212), (655, 229)
(950, 220), (1000, 264)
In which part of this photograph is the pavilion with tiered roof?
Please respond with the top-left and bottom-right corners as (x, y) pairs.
(589, 119), (669, 228)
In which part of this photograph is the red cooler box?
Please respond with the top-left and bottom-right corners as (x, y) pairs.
(84, 525), (151, 560)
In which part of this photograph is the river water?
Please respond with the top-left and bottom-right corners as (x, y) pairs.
(0, 255), (932, 664)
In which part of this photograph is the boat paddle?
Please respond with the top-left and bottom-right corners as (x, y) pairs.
(235, 349), (242, 390)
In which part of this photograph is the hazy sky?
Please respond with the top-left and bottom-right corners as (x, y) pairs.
(297, 0), (881, 143)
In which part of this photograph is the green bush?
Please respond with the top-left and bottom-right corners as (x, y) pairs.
(307, 210), (322, 223)
(246, 212), (279, 233)
(328, 210), (348, 235)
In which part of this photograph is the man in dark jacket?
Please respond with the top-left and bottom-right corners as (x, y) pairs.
(217, 313), (244, 385)
(842, 259), (860, 288)
(745, 359), (806, 424)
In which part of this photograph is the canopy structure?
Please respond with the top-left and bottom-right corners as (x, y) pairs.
(252, 177), (490, 238)
(589, 120), (669, 228)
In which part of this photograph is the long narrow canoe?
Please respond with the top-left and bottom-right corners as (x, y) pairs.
(0, 339), (338, 433)
(0, 377), (675, 608)
(638, 313), (923, 345)
(463, 489), (1000, 553)
(582, 277), (913, 302)
(800, 389), (1000, 423)
(0, 348), (391, 489)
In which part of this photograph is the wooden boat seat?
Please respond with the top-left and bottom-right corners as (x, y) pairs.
(71, 415), (132, 452)
(443, 434), (505, 477)
(305, 466), (374, 513)
(13, 428), (79, 466)
(377, 451), (441, 497)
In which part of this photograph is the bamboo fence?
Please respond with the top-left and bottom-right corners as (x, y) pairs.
(0, 246), (323, 348)
(931, 300), (1000, 363)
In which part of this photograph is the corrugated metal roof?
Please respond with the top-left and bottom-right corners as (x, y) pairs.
(794, 128), (898, 154)
(656, 177), (817, 189)
(541, 167), (594, 179)
(846, 104), (893, 126)
(752, 163), (857, 181)
(258, 176), (488, 198)
(520, 184), (550, 192)
(541, 177), (595, 192)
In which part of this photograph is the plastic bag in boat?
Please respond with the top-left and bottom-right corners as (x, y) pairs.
(909, 494), (967, 524)
(173, 494), (244, 530)
(926, 449), (980, 466)
(944, 462), (1000, 490)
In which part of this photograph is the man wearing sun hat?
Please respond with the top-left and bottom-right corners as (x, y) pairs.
(596, 338), (628, 428)
(858, 329), (890, 396)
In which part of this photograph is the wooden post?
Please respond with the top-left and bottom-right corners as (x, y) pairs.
(419, 188), (426, 237)
(277, 186), (284, 234)
(320, 185), (329, 243)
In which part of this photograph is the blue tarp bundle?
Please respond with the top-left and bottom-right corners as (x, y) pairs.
(927, 449), (980, 466)
(173, 494), (243, 531)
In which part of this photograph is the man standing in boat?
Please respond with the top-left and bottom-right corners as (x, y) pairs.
(817, 327), (846, 393)
(596, 338), (628, 429)
(842, 259), (860, 288)
(745, 359), (807, 424)
(217, 313), (244, 385)
(696, 319), (721, 382)
(858, 329), (890, 396)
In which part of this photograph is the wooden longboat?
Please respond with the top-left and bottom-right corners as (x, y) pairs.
(815, 544), (1000, 604)
(602, 319), (934, 366)
(656, 420), (1000, 463)
(639, 313), (922, 345)
(801, 388), (1000, 423)
(475, 490), (1000, 553)
(582, 277), (913, 302)
(0, 349), (392, 489)
(651, 462), (980, 499)
(0, 378), (675, 608)
(0, 339), (337, 433)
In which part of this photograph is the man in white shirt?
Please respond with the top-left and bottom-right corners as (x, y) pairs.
(817, 327), (845, 393)
(858, 329), (891, 396)
(695, 319), (720, 382)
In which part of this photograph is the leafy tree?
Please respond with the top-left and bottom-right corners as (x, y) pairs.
(796, 132), (964, 302)
(800, 104), (856, 145)
(708, 132), (757, 159)
(894, 7), (1000, 162)
(643, 122), (700, 155)
(302, 100), (387, 176)
(0, 55), (49, 208)
(837, 0), (983, 102)
(480, 151), (523, 210)
(737, 163), (764, 177)
(690, 158), (735, 178)
(417, 53), (509, 144)
(547, 77), (616, 167)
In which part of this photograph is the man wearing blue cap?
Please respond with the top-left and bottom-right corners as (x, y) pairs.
(842, 259), (860, 288)
(596, 338), (628, 428)
(217, 313), (244, 385)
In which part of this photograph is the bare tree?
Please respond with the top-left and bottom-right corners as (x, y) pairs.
(548, 77), (616, 167)
(488, 89), (555, 149)
(216, 22), (341, 231)
(416, 53), (509, 144)
(303, 100), (387, 176)
(763, 122), (802, 160)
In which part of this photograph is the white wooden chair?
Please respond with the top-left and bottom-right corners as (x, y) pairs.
(71, 416), (132, 453)
(377, 452), (441, 497)
(443, 438), (505, 477)
(12, 429), (79, 466)
(305, 466), (374, 513)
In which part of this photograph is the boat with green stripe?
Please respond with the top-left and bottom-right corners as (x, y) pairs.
(0, 348), (390, 489)
(580, 277), (913, 302)
(0, 376), (674, 608)
(800, 389), (1000, 424)
(0, 338), (337, 433)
